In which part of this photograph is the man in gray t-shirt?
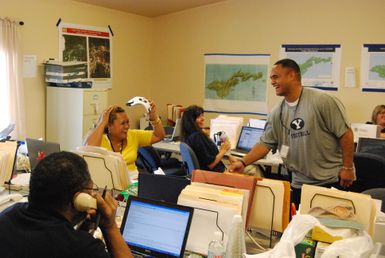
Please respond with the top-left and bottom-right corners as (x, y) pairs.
(229, 59), (355, 208)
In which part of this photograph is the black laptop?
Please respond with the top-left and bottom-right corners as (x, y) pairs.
(138, 173), (190, 203)
(230, 126), (264, 157)
(120, 196), (194, 258)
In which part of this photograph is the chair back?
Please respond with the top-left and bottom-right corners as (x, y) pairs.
(180, 142), (200, 175)
(362, 188), (385, 212)
(137, 146), (161, 173)
(349, 152), (385, 192)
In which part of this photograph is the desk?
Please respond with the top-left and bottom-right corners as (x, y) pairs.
(153, 141), (288, 180)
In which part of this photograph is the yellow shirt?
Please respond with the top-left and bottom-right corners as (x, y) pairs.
(100, 130), (153, 171)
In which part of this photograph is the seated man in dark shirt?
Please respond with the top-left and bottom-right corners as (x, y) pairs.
(0, 151), (132, 258)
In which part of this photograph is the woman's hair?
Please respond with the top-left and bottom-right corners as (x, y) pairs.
(371, 105), (385, 125)
(181, 105), (204, 140)
(104, 106), (126, 134)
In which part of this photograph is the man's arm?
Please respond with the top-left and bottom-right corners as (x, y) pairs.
(229, 143), (270, 172)
(95, 193), (133, 258)
(339, 128), (355, 188)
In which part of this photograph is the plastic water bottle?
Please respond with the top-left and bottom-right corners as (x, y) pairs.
(208, 231), (225, 258)
(225, 215), (246, 258)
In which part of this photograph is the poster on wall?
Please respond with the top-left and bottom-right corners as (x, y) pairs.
(59, 23), (112, 88)
(360, 44), (385, 92)
(280, 44), (341, 90)
(204, 54), (270, 115)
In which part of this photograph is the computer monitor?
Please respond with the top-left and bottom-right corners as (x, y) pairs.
(138, 173), (190, 203)
(120, 196), (193, 258)
(356, 137), (385, 158)
(235, 126), (264, 152)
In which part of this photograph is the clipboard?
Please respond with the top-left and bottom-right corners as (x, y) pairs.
(300, 184), (377, 235)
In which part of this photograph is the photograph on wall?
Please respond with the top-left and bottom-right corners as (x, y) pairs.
(360, 44), (385, 92)
(280, 44), (341, 90)
(59, 23), (112, 88)
(204, 54), (269, 115)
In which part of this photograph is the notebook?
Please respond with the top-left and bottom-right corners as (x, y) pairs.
(26, 138), (61, 171)
(163, 118), (181, 142)
(138, 173), (190, 203)
(230, 126), (264, 157)
(120, 196), (194, 258)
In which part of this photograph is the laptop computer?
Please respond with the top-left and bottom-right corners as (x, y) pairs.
(163, 119), (181, 142)
(230, 126), (264, 157)
(26, 138), (61, 171)
(120, 196), (194, 258)
(138, 173), (191, 203)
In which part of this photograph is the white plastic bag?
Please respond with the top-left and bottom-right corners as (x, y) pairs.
(321, 231), (373, 258)
(243, 214), (318, 258)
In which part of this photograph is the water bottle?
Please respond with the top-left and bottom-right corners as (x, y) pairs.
(208, 231), (225, 258)
(225, 215), (246, 258)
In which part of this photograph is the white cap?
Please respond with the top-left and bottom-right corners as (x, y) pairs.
(213, 231), (222, 241)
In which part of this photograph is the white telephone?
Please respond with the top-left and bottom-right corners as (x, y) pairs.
(0, 193), (23, 206)
(73, 192), (97, 212)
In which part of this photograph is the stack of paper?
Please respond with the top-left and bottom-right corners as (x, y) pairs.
(248, 118), (266, 129)
(73, 146), (131, 190)
(178, 182), (249, 255)
(210, 115), (244, 148)
(0, 141), (18, 186)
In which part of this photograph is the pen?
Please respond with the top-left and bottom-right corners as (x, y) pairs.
(94, 185), (107, 230)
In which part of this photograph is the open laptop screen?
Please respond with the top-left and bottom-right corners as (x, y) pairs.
(121, 196), (193, 258)
(236, 126), (264, 151)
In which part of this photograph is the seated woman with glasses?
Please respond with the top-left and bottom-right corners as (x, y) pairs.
(84, 101), (165, 176)
(367, 104), (385, 138)
(181, 105), (234, 172)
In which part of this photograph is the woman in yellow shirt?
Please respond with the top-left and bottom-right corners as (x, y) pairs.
(84, 102), (165, 172)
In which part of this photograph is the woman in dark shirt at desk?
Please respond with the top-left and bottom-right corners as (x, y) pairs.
(181, 105), (230, 172)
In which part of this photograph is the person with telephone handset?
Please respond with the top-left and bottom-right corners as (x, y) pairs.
(0, 151), (133, 258)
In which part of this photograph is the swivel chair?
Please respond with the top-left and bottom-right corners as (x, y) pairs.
(347, 152), (385, 193)
(362, 188), (385, 212)
(137, 146), (186, 176)
(179, 142), (200, 176)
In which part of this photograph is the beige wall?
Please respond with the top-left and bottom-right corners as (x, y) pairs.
(1, 0), (153, 138)
(151, 0), (385, 125)
(2, 0), (385, 138)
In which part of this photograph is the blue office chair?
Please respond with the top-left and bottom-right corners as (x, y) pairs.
(179, 142), (200, 175)
(347, 152), (385, 193)
(137, 146), (186, 176)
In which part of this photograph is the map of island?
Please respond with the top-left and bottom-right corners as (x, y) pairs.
(207, 70), (263, 98)
(205, 64), (267, 101)
(299, 56), (332, 75)
(370, 65), (385, 79)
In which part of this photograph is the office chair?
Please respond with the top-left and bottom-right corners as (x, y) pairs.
(179, 142), (200, 175)
(347, 152), (385, 193)
(362, 188), (385, 212)
(137, 146), (186, 176)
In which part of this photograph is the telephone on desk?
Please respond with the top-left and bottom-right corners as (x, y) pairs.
(0, 193), (23, 207)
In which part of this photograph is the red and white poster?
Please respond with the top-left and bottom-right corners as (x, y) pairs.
(59, 23), (112, 88)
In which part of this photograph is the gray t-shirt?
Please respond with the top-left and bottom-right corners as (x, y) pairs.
(260, 87), (349, 188)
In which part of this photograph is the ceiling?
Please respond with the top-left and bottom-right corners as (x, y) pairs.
(74, 0), (225, 17)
